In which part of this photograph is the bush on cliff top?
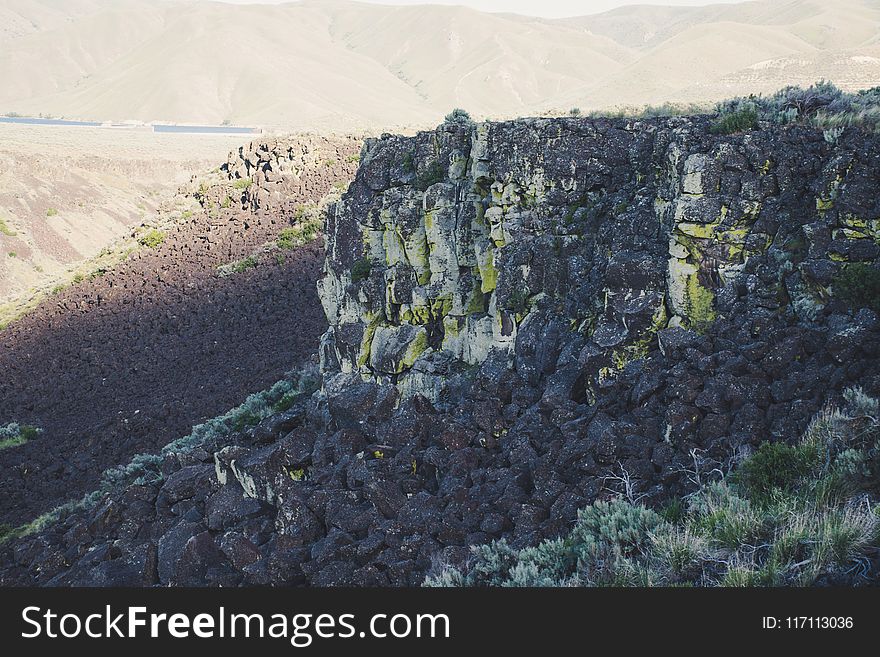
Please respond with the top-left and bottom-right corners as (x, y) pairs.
(715, 82), (880, 135)
(711, 102), (759, 135)
(444, 108), (473, 125)
(426, 387), (880, 587)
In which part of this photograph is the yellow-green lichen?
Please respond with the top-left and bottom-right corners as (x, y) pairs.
(685, 273), (716, 332)
(430, 296), (453, 319)
(817, 197), (834, 214)
(841, 215), (880, 242)
(477, 251), (498, 293)
(402, 331), (429, 368)
(610, 303), (668, 370)
(287, 467), (307, 482)
(677, 223), (720, 239)
(357, 315), (382, 369)
(410, 303), (432, 325)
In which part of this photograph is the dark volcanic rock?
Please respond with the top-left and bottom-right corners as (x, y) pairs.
(3, 116), (880, 587)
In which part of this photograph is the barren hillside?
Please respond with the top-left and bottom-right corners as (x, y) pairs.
(0, 0), (877, 128)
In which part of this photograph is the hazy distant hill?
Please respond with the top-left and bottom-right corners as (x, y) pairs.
(0, 0), (877, 129)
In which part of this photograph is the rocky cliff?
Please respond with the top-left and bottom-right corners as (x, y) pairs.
(318, 116), (879, 411)
(2, 116), (879, 586)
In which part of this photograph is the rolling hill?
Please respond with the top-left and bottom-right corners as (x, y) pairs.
(0, 0), (877, 129)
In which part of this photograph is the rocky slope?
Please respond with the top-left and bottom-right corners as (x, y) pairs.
(2, 115), (879, 586)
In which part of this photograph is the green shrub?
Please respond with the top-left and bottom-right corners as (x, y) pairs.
(231, 177), (251, 190)
(217, 255), (259, 276)
(711, 104), (759, 135)
(426, 387), (880, 588)
(444, 108), (473, 125)
(233, 256), (258, 273)
(45, 208), (58, 217)
(0, 218), (16, 236)
(833, 263), (880, 312)
(273, 391), (304, 413)
(0, 423), (40, 450)
(137, 229), (166, 249)
(277, 219), (321, 250)
(732, 442), (820, 506)
(232, 411), (262, 432)
(350, 257), (372, 283)
(714, 82), (880, 135)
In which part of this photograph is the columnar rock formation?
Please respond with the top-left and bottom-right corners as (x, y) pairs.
(318, 117), (878, 408)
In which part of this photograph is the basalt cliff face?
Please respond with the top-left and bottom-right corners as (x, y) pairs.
(319, 116), (879, 416)
(2, 117), (879, 587)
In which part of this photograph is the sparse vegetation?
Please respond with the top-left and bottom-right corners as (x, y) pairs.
(833, 263), (880, 312)
(350, 257), (372, 283)
(137, 228), (166, 249)
(586, 101), (711, 120)
(99, 371), (319, 493)
(0, 371), (321, 547)
(277, 219), (321, 250)
(0, 218), (16, 236)
(45, 208), (58, 217)
(426, 388), (880, 587)
(0, 423), (41, 451)
(578, 83), (880, 139)
(231, 177), (252, 190)
(444, 108), (473, 125)
(401, 151), (415, 174)
(416, 159), (445, 190)
(710, 101), (759, 135)
(0, 490), (104, 547)
(715, 82), (880, 135)
(217, 255), (258, 277)
(7, 252), (15, 258)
